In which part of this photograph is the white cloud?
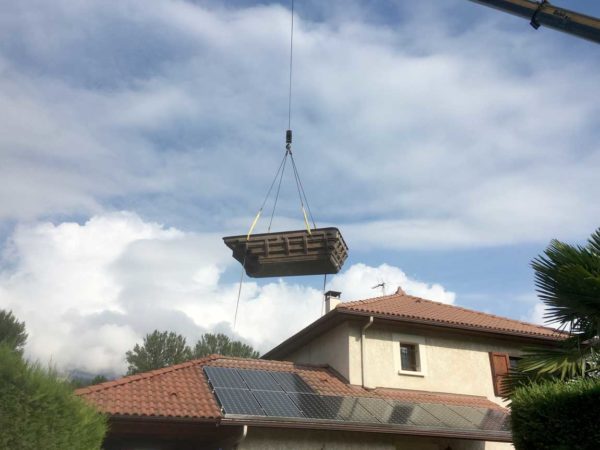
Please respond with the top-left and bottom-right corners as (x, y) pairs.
(0, 212), (455, 375)
(0, 0), (597, 247)
(327, 263), (455, 304)
(527, 302), (547, 325)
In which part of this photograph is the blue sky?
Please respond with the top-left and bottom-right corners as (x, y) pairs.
(0, 0), (599, 375)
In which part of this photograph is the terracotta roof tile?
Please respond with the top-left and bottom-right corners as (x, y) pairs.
(76, 355), (222, 420)
(337, 291), (564, 340)
(77, 356), (504, 421)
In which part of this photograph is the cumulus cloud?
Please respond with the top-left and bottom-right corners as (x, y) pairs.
(328, 263), (455, 304)
(527, 302), (547, 325)
(0, 212), (455, 375)
(0, 0), (597, 247)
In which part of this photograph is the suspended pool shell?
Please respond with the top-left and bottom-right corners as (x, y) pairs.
(223, 227), (348, 278)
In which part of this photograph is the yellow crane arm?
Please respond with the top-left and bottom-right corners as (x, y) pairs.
(469, 0), (600, 44)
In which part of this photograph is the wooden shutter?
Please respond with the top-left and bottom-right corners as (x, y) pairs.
(489, 352), (510, 396)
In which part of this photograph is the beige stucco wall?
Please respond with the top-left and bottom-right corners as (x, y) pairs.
(239, 427), (487, 450)
(282, 321), (519, 450)
(286, 322), (352, 380)
(286, 321), (523, 406)
(356, 323), (524, 405)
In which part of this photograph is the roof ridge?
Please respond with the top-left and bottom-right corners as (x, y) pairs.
(75, 354), (222, 395)
(211, 356), (333, 371)
(339, 292), (399, 307)
(340, 291), (561, 335)
(403, 293), (560, 333)
(76, 355), (336, 396)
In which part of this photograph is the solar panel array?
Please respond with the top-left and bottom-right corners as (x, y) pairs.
(203, 367), (510, 435)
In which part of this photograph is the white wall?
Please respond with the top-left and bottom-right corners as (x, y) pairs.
(286, 322), (352, 380)
(239, 427), (487, 450)
(356, 323), (524, 404)
(282, 320), (520, 450)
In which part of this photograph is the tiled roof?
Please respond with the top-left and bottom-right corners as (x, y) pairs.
(337, 290), (564, 340)
(76, 355), (505, 421)
(75, 355), (222, 420)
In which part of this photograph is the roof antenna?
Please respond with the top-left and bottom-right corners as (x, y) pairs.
(372, 281), (386, 297)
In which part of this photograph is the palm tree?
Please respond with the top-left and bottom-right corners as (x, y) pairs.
(507, 228), (600, 392)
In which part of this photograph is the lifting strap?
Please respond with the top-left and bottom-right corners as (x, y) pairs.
(245, 129), (316, 240)
(234, 0), (325, 329)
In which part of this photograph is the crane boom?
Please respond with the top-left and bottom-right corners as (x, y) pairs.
(469, 0), (600, 44)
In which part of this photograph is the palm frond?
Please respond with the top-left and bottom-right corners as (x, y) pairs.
(531, 235), (600, 330)
(502, 336), (600, 398)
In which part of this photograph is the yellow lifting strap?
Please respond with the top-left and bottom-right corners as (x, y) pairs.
(246, 207), (311, 240)
(246, 210), (262, 241)
(302, 206), (312, 235)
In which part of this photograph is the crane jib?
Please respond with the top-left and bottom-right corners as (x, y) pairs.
(470, 0), (600, 44)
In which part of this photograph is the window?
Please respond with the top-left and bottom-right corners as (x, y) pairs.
(489, 353), (522, 396)
(509, 356), (521, 370)
(393, 334), (427, 377)
(400, 343), (419, 371)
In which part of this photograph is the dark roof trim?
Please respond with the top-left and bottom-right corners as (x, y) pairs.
(263, 308), (562, 360)
(340, 309), (564, 341)
(220, 416), (512, 443)
(109, 414), (220, 424)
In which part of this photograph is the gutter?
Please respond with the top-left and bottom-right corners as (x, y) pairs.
(361, 316), (374, 388)
(219, 416), (512, 443)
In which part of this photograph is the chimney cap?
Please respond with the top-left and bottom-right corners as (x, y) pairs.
(324, 290), (341, 299)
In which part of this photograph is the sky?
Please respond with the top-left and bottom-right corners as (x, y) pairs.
(0, 0), (598, 376)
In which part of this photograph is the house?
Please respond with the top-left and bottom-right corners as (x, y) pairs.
(77, 289), (564, 450)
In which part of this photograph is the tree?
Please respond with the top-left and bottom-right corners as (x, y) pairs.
(510, 378), (600, 450)
(0, 344), (107, 450)
(126, 330), (192, 375)
(506, 228), (600, 393)
(69, 374), (109, 389)
(0, 309), (28, 354)
(194, 333), (260, 359)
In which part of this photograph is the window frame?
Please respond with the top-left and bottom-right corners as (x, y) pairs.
(393, 333), (427, 377)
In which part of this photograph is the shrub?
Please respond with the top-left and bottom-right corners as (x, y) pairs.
(0, 345), (107, 450)
(511, 378), (600, 450)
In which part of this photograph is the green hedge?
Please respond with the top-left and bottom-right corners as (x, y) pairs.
(0, 345), (107, 450)
(511, 378), (600, 450)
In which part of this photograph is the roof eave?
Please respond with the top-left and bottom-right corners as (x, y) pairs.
(341, 309), (565, 342)
(263, 309), (563, 360)
(108, 414), (220, 423)
(220, 416), (512, 443)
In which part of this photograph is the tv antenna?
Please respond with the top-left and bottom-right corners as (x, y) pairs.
(372, 281), (387, 296)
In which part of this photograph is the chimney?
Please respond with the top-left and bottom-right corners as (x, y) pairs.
(324, 291), (342, 313)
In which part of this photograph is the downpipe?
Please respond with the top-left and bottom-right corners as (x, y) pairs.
(361, 316), (374, 388)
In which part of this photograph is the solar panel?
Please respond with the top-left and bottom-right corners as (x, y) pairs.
(214, 388), (264, 416)
(334, 396), (377, 423)
(386, 400), (415, 425)
(238, 369), (283, 391)
(253, 390), (305, 418)
(480, 408), (511, 432)
(405, 404), (445, 428)
(356, 397), (395, 424)
(204, 367), (247, 389)
(419, 403), (475, 429)
(447, 405), (487, 428)
(270, 371), (314, 393)
(206, 366), (511, 439)
(289, 393), (340, 420)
